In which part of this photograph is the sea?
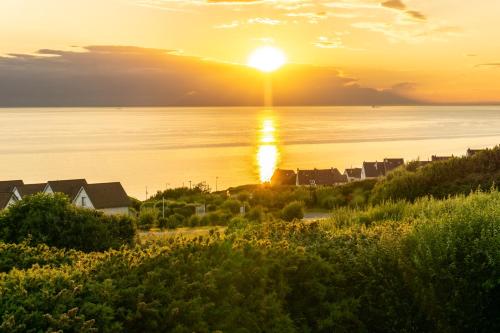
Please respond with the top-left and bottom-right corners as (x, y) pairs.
(1, 106), (499, 199)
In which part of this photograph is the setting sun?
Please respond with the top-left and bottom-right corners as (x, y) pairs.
(247, 46), (286, 73)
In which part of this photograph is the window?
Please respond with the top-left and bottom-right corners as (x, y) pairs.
(82, 196), (87, 207)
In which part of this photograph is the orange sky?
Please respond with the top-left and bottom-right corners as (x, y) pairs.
(1, 0), (500, 103)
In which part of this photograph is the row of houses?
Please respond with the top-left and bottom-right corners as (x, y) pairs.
(0, 179), (130, 215)
(271, 157), (405, 186)
(271, 148), (487, 186)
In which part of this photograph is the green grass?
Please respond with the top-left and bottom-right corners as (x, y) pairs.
(139, 226), (227, 242)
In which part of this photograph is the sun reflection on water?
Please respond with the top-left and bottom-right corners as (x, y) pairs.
(257, 116), (280, 183)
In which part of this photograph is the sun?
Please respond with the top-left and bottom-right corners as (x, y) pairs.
(247, 46), (286, 73)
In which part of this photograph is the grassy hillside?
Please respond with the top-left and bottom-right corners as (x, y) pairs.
(370, 146), (500, 203)
(1, 190), (499, 332)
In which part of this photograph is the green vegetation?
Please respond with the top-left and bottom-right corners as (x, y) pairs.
(0, 193), (136, 252)
(281, 201), (304, 221)
(371, 146), (500, 203)
(1, 190), (499, 332)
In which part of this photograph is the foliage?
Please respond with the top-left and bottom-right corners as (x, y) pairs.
(1, 191), (500, 332)
(370, 146), (500, 203)
(0, 193), (136, 252)
(281, 201), (305, 221)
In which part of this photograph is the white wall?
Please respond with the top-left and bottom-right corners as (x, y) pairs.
(44, 184), (53, 194)
(6, 196), (17, 208)
(73, 187), (95, 209)
(12, 187), (21, 200)
(98, 207), (129, 216)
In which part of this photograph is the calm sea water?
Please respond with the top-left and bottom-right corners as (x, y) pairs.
(1, 106), (499, 198)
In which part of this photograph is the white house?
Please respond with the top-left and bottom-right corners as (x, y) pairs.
(78, 182), (130, 215)
(0, 180), (23, 200)
(0, 179), (131, 215)
(0, 192), (18, 210)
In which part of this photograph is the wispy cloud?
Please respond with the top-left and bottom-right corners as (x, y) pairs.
(476, 63), (500, 68)
(313, 36), (344, 49)
(214, 17), (283, 29)
(381, 0), (427, 21)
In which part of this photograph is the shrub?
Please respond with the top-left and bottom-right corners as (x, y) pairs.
(245, 206), (264, 222)
(137, 208), (157, 230)
(221, 199), (242, 215)
(281, 201), (304, 221)
(0, 193), (136, 252)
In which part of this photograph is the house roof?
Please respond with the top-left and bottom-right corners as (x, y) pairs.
(0, 192), (17, 209)
(271, 169), (296, 185)
(432, 155), (452, 161)
(0, 180), (24, 193)
(46, 179), (88, 201)
(85, 182), (130, 209)
(18, 183), (47, 197)
(383, 158), (405, 172)
(344, 168), (362, 179)
(467, 148), (486, 156)
(297, 168), (347, 185)
(362, 162), (386, 178)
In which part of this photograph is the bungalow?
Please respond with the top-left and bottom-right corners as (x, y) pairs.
(0, 180), (23, 200)
(344, 168), (362, 182)
(467, 148), (486, 157)
(296, 168), (347, 186)
(0, 192), (18, 210)
(361, 161), (385, 179)
(77, 182), (130, 215)
(432, 155), (453, 162)
(44, 179), (88, 201)
(383, 158), (405, 173)
(0, 178), (130, 215)
(361, 158), (405, 180)
(18, 183), (47, 198)
(270, 169), (296, 186)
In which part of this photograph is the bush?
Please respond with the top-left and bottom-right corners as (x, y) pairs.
(245, 206), (264, 222)
(281, 201), (304, 221)
(1, 191), (500, 332)
(221, 199), (242, 215)
(370, 146), (500, 203)
(137, 208), (157, 230)
(0, 193), (136, 252)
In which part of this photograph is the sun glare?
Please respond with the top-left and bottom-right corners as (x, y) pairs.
(257, 117), (280, 182)
(247, 46), (286, 73)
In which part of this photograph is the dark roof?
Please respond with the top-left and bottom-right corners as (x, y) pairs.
(344, 168), (362, 179)
(0, 180), (24, 193)
(432, 155), (452, 161)
(467, 148), (486, 157)
(47, 179), (88, 201)
(18, 183), (47, 197)
(85, 182), (130, 209)
(383, 158), (405, 172)
(0, 192), (17, 209)
(362, 162), (386, 178)
(297, 168), (347, 186)
(271, 169), (296, 186)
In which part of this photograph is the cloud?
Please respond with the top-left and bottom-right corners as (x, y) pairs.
(214, 20), (240, 29)
(476, 63), (500, 68)
(214, 17), (283, 29)
(313, 36), (344, 49)
(0, 45), (418, 106)
(391, 81), (417, 91)
(380, 0), (427, 21)
(406, 10), (426, 20)
(381, 0), (405, 10)
(247, 17), (282, 25)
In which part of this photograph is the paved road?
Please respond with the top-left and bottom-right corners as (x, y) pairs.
(303, 212), (331, 221)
